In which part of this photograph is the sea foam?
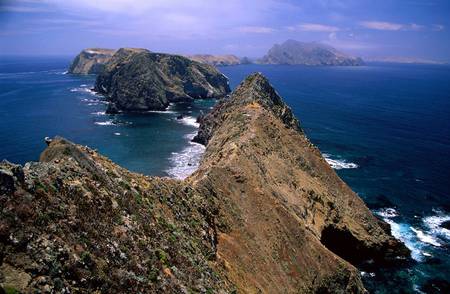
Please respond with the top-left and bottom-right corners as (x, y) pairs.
(323, 154), (358, 170)
(166, 132), (205, 180)
(178, 116), (200, 128)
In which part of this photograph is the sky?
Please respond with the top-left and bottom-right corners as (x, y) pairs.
(0, 0), (449, 61)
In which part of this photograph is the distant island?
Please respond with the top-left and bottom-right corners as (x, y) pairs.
(185, 54), (247, 66)
(94, 48), (230, 113)
(258, 40), (364, 66)
(364, 56), (447, 65)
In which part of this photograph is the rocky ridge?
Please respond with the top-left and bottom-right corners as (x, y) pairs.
(94, 48), (230, 112)
(0, 73), (409, 293)
(259, 40), (364, 66)
(68, 48), (116, 74)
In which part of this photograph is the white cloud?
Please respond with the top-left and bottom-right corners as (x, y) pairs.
(360, 21), (404, 31)
(360, 21), (425, 31)
(288, 23), (340, 32)
(328, 32), (337, 40)
(432, 24), (445, 31)
(238, 26), (275, 33)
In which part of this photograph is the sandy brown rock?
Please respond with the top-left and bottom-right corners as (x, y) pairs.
(190, 73), (409, 293)
(0, 73), (408, 293)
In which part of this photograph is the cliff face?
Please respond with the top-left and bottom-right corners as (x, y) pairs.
(186, 55), (243, 66)
(95, 48), (231, 112)
(0, 73), (408, 293)
(68, 48), (116, 74)
(259, 40), (364, 66)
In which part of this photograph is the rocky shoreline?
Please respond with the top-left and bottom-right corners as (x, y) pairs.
(0, 72), (409, 293)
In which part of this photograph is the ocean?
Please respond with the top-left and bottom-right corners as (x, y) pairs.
(1, 56), (449, 293)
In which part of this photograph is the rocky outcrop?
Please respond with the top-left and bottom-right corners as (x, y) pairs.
(68, 48), (116, 74)
(259, 40), (364, 66)
(95, 48), (230, 112)
(0, 73), (408, 293)
(186, 54), (243, 66)
(191, 73), (408, 293)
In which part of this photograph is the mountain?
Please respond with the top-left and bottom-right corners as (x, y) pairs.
(185, 54), (243, 66)
(0, 73), (409, 293)
(94, 48), (230, 113)
(68, 48), (116, 74)
(259, 40), (364, 66)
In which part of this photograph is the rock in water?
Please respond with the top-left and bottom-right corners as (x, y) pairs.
(68, 48), (116, 74)
(259, 39), (364, 66)
(95, 48), (230, 112)
(0, 74), (409, 293)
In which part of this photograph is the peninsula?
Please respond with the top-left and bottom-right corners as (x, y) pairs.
(0, 73), (408, 293)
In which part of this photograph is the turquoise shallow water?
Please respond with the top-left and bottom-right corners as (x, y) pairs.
(1, 56), (449, 292)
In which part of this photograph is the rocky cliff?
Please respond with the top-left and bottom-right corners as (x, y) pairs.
(186, 55), (243, 66)
(259, 40), (364, 66)
(68, 48), (116, 74)
(95, 48), (230, 112)
(0, 73), (408, 293)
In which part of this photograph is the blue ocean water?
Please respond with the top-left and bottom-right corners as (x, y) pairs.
(1, 57), (449, 292)
(0, 56), (213, 178)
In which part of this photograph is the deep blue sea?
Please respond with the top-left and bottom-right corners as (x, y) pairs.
(1, 56), (449, 293)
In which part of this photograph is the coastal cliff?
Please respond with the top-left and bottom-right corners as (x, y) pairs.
(259, 40), (364, 66)
(95, 48), (230, 112)
(68, 48), (116, 74)
(0, 73), (408, 293)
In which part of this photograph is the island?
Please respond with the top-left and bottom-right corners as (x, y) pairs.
(0, 73), (409, 293)
(68, 48), (116, 74)
(185, 54), (244, 66)
(259, 39), (364, 66)
(94, 48), (230, 113)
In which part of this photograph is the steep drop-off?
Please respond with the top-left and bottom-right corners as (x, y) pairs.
(68, 48), (116, 74)
(259, 40), (364, 66)
(0, 73), (408, 293)
(94, 48), (230, 112)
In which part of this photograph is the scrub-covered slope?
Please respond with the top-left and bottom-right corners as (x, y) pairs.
(95, 48), (230, 113)
(191, 73), (409, 293)
(0, 73), (408, 293)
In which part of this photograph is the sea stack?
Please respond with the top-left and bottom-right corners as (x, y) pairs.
(95, 48), (230, 112)
(0, 73), (408, 293)
(68, 48), (116, 74)
(259, 40), (364, 66)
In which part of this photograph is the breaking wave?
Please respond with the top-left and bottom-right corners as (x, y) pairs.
(323, 154), (358, 169)
(166, 132), (205, 180)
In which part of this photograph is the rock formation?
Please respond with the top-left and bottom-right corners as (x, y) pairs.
(95, 48), (230, 112)
(186, 54), (243, 66)
(0, 73), (408, 293)
(68, 48), (116, 74)
(259, 40), (364, 66)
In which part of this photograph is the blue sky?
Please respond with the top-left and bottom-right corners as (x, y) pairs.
(1, 0), (449, 61)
